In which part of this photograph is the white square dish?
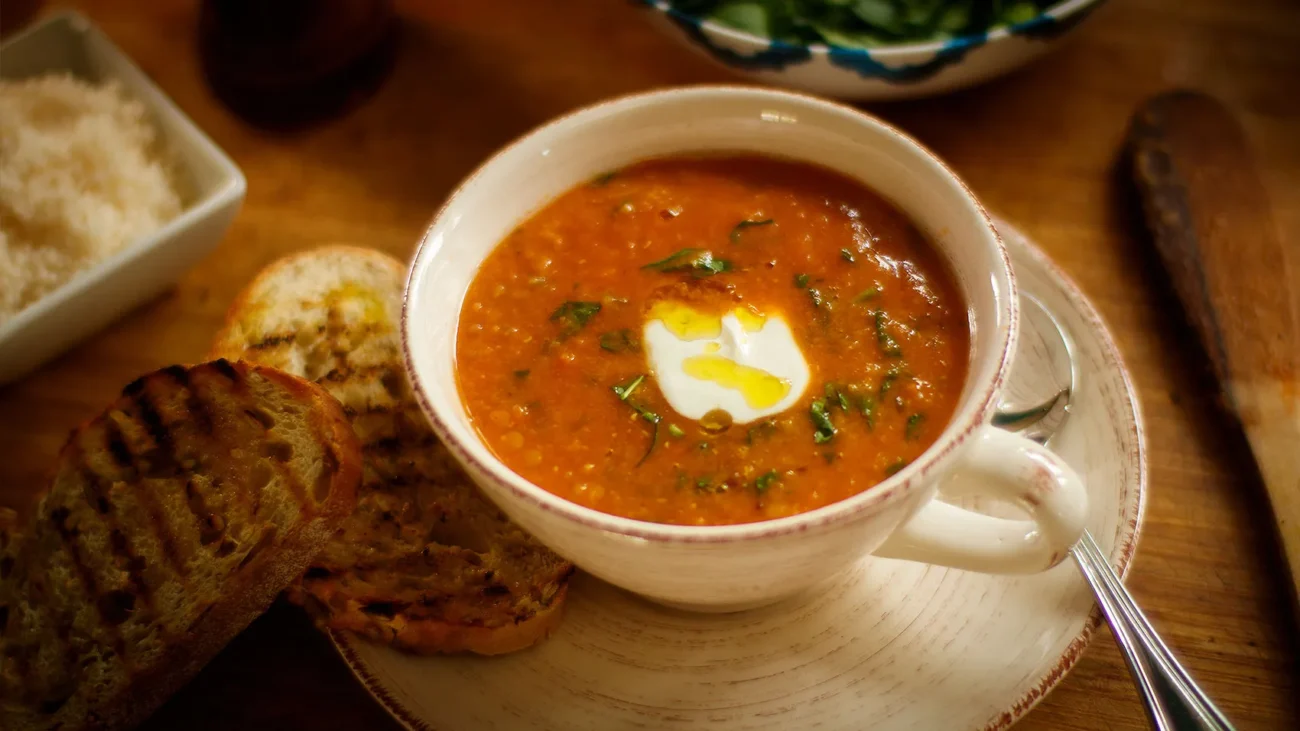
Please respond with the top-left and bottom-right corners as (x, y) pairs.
(0, 12), (245, 385)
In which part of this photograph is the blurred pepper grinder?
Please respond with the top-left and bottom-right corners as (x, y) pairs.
(198, 0), (398, 130)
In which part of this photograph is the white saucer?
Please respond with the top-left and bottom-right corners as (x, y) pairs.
(331, 220), (1147, 731)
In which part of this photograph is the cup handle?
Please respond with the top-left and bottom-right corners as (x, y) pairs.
(875, 425), (1089, 574)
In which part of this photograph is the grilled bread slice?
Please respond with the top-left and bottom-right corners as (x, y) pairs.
(210, 246), (574, 656)
(0, 360), (362, 731)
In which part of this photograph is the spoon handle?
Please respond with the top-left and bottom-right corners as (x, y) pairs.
(1071, 532), (1236, 730)
(999, 295), (1235, 728)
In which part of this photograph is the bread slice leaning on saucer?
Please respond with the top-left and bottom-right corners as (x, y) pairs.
(209, 245), (575, 656)
(0, 359), (363, 731)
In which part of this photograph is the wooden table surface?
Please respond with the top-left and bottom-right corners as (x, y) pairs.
(2, 0), (1298, 728)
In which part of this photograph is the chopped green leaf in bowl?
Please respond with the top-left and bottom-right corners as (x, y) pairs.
(667, 0), (1056, 49)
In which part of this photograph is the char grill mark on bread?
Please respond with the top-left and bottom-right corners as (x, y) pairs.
(0, 360), (362, 731)
(209, 246), (575, 657)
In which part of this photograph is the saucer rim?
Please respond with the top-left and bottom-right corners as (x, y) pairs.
(330, 217), (1148, 731)
(976, 217), (1147, 730)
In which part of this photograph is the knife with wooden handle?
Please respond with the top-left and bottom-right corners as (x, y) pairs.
(1127, 90), (1300, 607)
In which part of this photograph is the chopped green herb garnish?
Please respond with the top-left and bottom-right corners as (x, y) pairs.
(610, 375), (660, 465)
(854, 286), (881, 302)
(698, 441), (710, 451)
(639, 420), (661, 465)
(550, 300), (601, 338)
(874, 310), (903, 356)
(810, 398), (836, 444)
(730, 218), (774, 243)
(905, 413), (926, 441)
(754, 470), (779, 494)
(513, 369), (530, 379)
(599, 329), (640, 353)
(873, 308), (904, 353)
(793, 273), (828, 310)
(692, 474), (729, 494)
(632, 403), (660, 424)
(879, 367), (901, 397)
(675, 470), (688, 490)
(840, 248), (856, 263)
(824, 383), (850, 411)
(861, 394), (878, 429)
(629, 400), (662, 465)
(590, 171), (618, 186)
(642, 248), (732, 278)
(612, 374), (645, 401)
(699, 476), (731, 494)
(885, 459), (909, 476)
(746, 419), (777, 445)
(698, 257), (732, 277)
(668, 423), (685, 438)
(878, 369), (902, 407)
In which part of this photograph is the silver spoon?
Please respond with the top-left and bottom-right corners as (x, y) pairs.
(995, 294), (1236, 731)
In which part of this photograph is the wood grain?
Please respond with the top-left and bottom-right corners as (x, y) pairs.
(1, 0), (1297, 729)
(1127, 90), (1300, 605)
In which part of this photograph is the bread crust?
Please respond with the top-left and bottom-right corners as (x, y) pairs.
(294, 580), (571, 656)
(0, 360), (362, 731)
(210, 246), (575, 657)
(211, 245), (408, 358)
(100, 364), (362, 731)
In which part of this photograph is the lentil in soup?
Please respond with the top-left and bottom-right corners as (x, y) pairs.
(455, 155), (968, 526)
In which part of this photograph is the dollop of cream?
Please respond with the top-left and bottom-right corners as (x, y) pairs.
(643, 301), (810, 424)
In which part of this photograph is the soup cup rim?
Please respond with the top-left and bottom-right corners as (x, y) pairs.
(402, 84), (1017, 544)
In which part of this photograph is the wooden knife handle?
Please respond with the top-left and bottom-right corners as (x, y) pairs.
(1127, 91), (1300, 604)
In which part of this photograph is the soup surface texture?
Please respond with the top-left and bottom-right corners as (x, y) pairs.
(455, 156), (968, 525)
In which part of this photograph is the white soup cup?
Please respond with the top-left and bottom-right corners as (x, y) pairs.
(402, 86), (1088, 612)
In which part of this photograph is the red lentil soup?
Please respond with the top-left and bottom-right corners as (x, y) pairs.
(455, 155), (968, 526)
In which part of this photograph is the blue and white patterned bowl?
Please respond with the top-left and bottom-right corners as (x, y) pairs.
(640, 0), (1107, 100)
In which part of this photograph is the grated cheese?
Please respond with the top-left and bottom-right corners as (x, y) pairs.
(0, 72), (183, 325)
